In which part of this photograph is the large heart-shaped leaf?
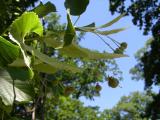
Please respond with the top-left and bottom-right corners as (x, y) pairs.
(0, 70), (32, 106)
(0, 37), (19, 67)
(10, 12), (43, 41)
(9, 12), (43, 69)
(33, 2), (56, 18)
(64, 0), (89, 16)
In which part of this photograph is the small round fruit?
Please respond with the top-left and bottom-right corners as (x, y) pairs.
(114, 48), (123, 54)
(95, 83), (102, 92)
(64, 86), (75, 96)
(120, 42), (127, 49)
(108, 77), (119, 88)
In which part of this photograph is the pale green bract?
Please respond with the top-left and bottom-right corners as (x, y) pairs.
(44, 31), (127, 59)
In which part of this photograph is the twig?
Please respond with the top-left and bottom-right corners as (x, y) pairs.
(12, 79), (16, 113)
(74, 16), (80, 26)
(32, 106), (36, 120)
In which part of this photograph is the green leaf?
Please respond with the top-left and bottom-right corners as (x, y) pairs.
(63, 11), (76, 47)
(0, 98), (12, 113)
(33, 2), (56, 18)
(95, 28), (126, 36)
(75, 23), (96, 32)
(6, 67), (34, 81)
(9, 35), (31, 68)
(24, 45), (81, 73)
(0, 70), (31, 106)
(60, 44), (88, 58)
(33, 63), (57, 74)
(44, 31), (64, 48)
(81, 22), (96, 31)
(0, 37), (19, 67)
(9, 58), (41, 67)
(10, 12), (43, 41)
(60, 44), (127, 59)
(76, 27), (126, 35)
(83, 22), (95, 28)
(97, 13), (126, 29)
(64, 0), (89, 16)
(9, 12), (43, 69)
(43, 31), (127, 59)
(75, 13), (126, 33)
(75, 27), (94, 32)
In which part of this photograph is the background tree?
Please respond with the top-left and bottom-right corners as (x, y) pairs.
(45, 96), (101, 120)
(100, 92), (153, 120)
(109, 0), (160, 119)
(130, 34), (160, 119)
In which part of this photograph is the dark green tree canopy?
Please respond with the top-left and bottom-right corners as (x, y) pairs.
(130, 20), (160, 119)
(109, 0), (160, 35)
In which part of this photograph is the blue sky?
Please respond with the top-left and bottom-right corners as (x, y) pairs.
(43, 0), (152, 110)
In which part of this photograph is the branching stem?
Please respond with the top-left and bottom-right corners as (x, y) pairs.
(95, 33), (115, 51)
(106, 36), (120, 47)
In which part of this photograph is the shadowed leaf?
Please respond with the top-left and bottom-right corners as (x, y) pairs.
(64, 0), (89, 16)
(33, 2), (56, 18)
(0, 37), (19, 67)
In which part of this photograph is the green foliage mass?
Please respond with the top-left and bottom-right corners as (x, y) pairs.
(0, 0), (128, 119)
(44, 91), (153, 120)
(130, 23), (160, 119)
(46, 96), (101, 120)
